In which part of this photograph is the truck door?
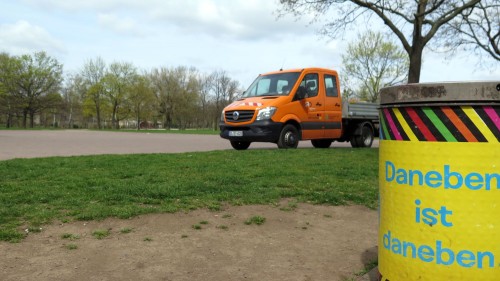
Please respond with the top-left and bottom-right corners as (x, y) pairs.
(299, 73), (325, 139)
(323, 74), (342, 139)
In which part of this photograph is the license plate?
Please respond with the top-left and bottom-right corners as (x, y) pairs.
(229, 131), (243, 137)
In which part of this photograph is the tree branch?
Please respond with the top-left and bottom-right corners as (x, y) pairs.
(349, 0), (412, 53)
(423, 0), (481, 45)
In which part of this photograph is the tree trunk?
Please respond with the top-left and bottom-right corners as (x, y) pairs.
(22, 110), (28, 128)
(68, 104), (73, 128)
(407, 0), (427, 84)
(96, 104), (101, 129)
(408, 46), (423, 83)
(112, 101), (118, 129)
(164, 113), (171, 129)
(29, 111), (35, 128)
(136, 107), (140, 130)
(112, 113), (117, 129)
(6, 113), (12, 128)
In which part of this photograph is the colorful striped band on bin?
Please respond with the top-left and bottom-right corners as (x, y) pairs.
(380, 106), (500, 142)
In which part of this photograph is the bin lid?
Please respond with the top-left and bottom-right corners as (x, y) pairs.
(380, 81), (500, 106)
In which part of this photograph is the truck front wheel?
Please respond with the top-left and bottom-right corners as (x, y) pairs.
(277, 124), (299, 149)
(230, 141), (251, 150)
(350, 123), (374, 148)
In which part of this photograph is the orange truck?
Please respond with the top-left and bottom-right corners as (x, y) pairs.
(219, 67), (379, 150)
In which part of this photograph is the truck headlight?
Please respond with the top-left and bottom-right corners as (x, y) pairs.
(220, 110), (225, 121)
(256, 107), (276, 121)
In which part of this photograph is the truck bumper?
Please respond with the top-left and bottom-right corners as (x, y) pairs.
(219, 120), (282, 143)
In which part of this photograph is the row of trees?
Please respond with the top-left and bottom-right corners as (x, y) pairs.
(0, 53), (240, 129)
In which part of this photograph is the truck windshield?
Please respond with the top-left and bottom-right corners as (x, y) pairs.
(243, 72), (300, 97)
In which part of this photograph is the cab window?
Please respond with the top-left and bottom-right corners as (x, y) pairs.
(324, 75), (338, 97)
(299, 73), (318, 98)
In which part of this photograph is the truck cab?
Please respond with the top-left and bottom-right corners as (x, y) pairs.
(219, 68), (378, 150)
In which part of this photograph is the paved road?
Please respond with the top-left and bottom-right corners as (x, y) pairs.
(0, 130), (378, 160)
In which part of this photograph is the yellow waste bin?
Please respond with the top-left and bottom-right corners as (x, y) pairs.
(378, 82), (500, 280)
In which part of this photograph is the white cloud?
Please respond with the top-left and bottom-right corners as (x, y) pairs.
(97, 13), (144, 36)
(20, 0), (138, 12)
(0, 20), (66, 55)
(21, 0), (316, 41)
(149, 0), (316, 41)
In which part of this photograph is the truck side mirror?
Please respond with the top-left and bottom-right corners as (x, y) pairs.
(295, 86), (306, 100)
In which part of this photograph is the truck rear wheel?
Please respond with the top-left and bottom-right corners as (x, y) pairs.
(311, 139), (332, 148)
(350, 123), (374, 148)
(230, 141), (251, 150)
(277, 124), (299, 149)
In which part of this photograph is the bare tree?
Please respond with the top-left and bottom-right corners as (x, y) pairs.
(443, 0), (499, 61)
(129, 74), (155, 130)
(172, 67), (200, 129)
(62, 74), (85, 128)
(198, 73), (215, 128)
(209, 70), (240, 129)
(342, 30), (408, 102)
(81, 57), (106, 129)
(150, 67), (174, 129)
(278, 0), (481, 83)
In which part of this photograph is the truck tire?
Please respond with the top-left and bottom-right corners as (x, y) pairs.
(277, 124), (299, 149)
(230, 141), (251, 150)
(311, 139), (332, 148)
(350, 123), (374, 148)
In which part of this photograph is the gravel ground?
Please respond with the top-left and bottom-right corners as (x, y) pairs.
(0, 130), (378, 160)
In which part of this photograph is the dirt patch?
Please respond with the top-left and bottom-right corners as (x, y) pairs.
(0, 202), (378, 281)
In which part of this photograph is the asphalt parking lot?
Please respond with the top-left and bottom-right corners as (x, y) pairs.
(0, 130), (378, 160)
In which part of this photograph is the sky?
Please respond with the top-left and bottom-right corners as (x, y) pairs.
(1, 0), (498, 89)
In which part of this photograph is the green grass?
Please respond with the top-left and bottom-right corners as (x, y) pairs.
(65, 243), (78, 250)
(354, 259), (378, 277)
(61, 233), (80, 240)
(244, 216), (266, 225)
(0, 148), (378, 242)
(120, 227), (133, 234)
(27, 226), (42, 233)
(217, 225), (229, 230)
(92, 229), (111, 239)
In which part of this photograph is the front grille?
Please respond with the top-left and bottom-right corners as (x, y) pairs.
(225, 110), (255, 123)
